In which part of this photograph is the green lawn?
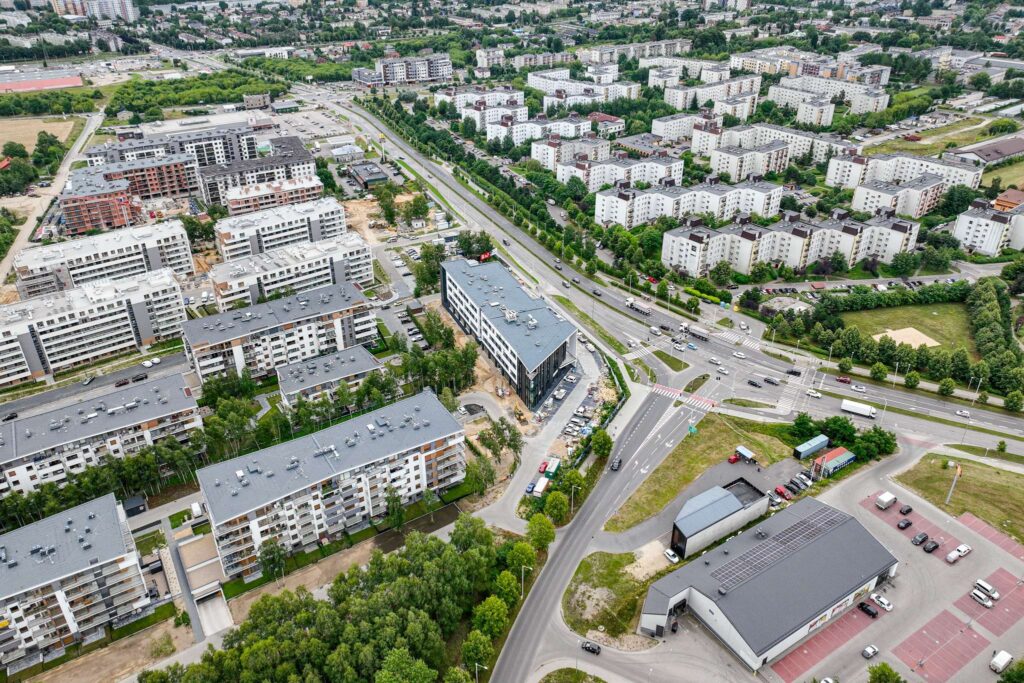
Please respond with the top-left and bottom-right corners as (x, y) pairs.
(554, 295), (626, 354)
(866, 116), (987, 157)
(135, 530), (166, 556)
(840, 303), (977, 359)
(683, 373), (709, 393)
(110, 603), (176, 641)
(562, 552), (644, 637)
(724, 398), (775, 409)
(604, 414), (796, 532)
(897, 456), (1024, 543)
(985, 157), (1024, 188)
(541, 671), (607, 683)
(653, 349), (688, 372)
(168, 508), (191, 529)
(945, 443), (1024, 467)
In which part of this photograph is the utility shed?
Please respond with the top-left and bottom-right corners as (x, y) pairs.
(813, 447), (856, 478)
(670, 478), (768, 559)
(794, 434), (829, 460)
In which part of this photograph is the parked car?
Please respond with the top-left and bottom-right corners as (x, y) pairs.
(857, 602), (879, 618)
(674, 344), (685, 351)
(862, 645), (879, 659)
(717, 367), (730, 375)
(775, 485), (793, 501)
(785, 482), (801, 495)
(709, 357), (721, 365)
(870, 594), (893, 612)
(81, 376), (94, 386)
(1, 412), (16, 422)
(581, 641), (601, 655)
(664, 548), (680, 564)
(747, 379), (762, 388)
(610, 458), (622, 471)
(899, 504), (913, 515)
(767, 490), (783, 506)
(946, 544), (972, 564)
(526, 482), (535, 494)
(539, 461), (548, 473)
(923, 540), (940, 553)
(142, 360), (153, 369)
(764, 377), (779, 386)
(115, 378), (130, 387)
(971, 589), (994, 608)
(897, 519), (913, 530)
(836, 376), (852, 384)
(911, 532), (929, 546)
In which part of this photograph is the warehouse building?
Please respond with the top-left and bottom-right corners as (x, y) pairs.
(276, 345), (383, 408)
(182, 283), (376, 383)
(0, 495), (151, 676)
(196, 390), (464, 580)
(214, 198), (347, 261)
(441, 260), (576, 408)
(14, 222), (194, 298)
(641, 498), (898, 670)
(0, 375), (201, 497)
(670, 478), (768, 559)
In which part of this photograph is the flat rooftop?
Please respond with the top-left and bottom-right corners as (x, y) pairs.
(181, 282), (368, 347)
(223, 175), (322, 201)
(210, 234), (367, 282)
(15, 221), (187, 270)
(276, 345), (382, 396)
(62, 170), (130, 198)
(645, 498), (897, 657)
(0, 493), (130, 599)
(197, 390), (461, 525)
(442, 259), (575, 371)
(139, 111), (271, 137)
(214, 198), (344, 238)
(0, 375), (198, 467)
(199, 136), (311, 179)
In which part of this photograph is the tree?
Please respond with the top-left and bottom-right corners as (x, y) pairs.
(590, 429), (613, 459)
(905, 371), (921, 390)
(440, 386), (459, 413)
(2, 141), (27, 158)
(526, 513), (555, 551)
(868, 662), (907, 683)
(443, 669), (473, 683)
(422, 488), (442, 522)
(890, 251), (919, 277)
(375, 648), (438, 683)
(938, 185), (981, 216)
(385, 486), (406, 531)
(710, 260), (732, 286)
(791, 412), (817, 440)
(969, 71), (992, 91)
(504, 541), (536, 576)
(461, 116), (477, 139)
(565, 176), (588, 201)
(838, 357), (853, 372)
(545, 490), (570, 524)
(494, 570), (520, 606)
(258, 539), (285, 585)
(472, 595), (509, 639)
(1006, 390), (1024, 412)
(685, 296), (701, 314)
(461, 630), (493, 671)
(938, 378), (956, 396)
(829, 250), (849, 275)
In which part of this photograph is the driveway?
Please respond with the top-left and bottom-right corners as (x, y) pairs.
(195, 594), (232, 636)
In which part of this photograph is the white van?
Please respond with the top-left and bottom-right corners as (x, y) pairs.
(875, 492), (897, 510)
(991, 650), (1013, 673)
(971, 589), (994, 608)
(975, 579), (1000, 601)
(650, 326), (661, 336)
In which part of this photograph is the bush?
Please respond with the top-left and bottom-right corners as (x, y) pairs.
(938, 378), (956, 396)
(905, 370), (920, 389)
(838, 357), (853, 373)
(870, 362), (888, 381)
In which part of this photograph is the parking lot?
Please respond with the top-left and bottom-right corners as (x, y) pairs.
(860, 493), (964, 565)
(772, 603), (890, 683)
(892, 610), (990, 683)
(275, 109), (351, 140)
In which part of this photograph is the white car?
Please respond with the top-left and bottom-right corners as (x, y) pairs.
(870, 593), (893, 612)
(851, 385), (867, 393)
(663, 548), (680, 564)
(733, 351), (746, 359)
(806, 389), (822, 398)
(956, 409), (970, 418)
(674, 343), (685, 351)
(142, 360), (153, 369)
(709, 357), (722, 365)
(945, 543), (972, 564)
(717, 367), (730, 375)
(151, 357), (161, 365)
(862, 645), (879, 659)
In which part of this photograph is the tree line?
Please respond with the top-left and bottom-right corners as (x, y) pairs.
(0, 87), (104, 117)
(107, 71), (289, 114)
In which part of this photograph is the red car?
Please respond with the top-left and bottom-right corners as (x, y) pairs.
(836, 376), (852, 384)
(728, 453), (740, 464)
(647, 276), (658, 284)
(539, 461), (548, 473)
(775, 485), (793, 501)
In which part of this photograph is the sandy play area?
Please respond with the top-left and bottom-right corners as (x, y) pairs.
(871, 327), (940, 347)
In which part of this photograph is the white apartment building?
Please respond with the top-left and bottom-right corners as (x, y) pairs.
(197, 390), (465, 581)
(691, 122), (860, 164)
(851, 174), (945, 219)
(662, 209), (919, 276)
(182, 283), (376, 383)
(488, 113), (592, 146)
(373, 53), (453, 85)
(460, 100), (529, 133)
(14, 222), (193, 298)
(276, 345), (383, 409)
(215, 198), (347, 261)
(711, 141), (790, 181)
(649, 67), (681, 89)
(0, 495), (150, 675)
(475, 48), (506, 69)
(730, 46), (890, 86)
(827, 153), (983, 191)
(779, 75), (889, 114)
(639, 56), (730, 81)
(210, 235), (373, 311)
(952, 201), (1024, 256)
(528, 68), (641, 102)
(511, 52), (574, 70)
(0, 375), (201, 497)
(543, 91), (604, 111)
(531, 135), (611, 171)
(434, 86), (524, 110)
(0, 270), (184, 387)
(714, 93), (759, 122)
(557, 154), (685, 192)
(651, 113), (724, 141)
(595, 180), (782, 229)
(665, 75), (761, 111)
(578, 39), (691, 65)
(765, 85), (836, 126)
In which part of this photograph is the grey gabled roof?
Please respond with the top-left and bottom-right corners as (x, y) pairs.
(0, 375), (198, 468)
(644, 498), (897, 656)
(196, 390), (461, 526)
(442, 260), (575, 371)
(673, 486), (743, 537)
(0, 494), (130, 599)
(276, 345), (382, 396)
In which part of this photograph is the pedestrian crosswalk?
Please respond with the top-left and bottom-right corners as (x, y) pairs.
(624, 345), (653, 361)
(776, 381), (801, 414)
(719, 330), (761, 350)
(652, 383), (717, 408)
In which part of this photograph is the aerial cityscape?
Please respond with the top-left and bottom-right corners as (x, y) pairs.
(0, 1), (1021, 682)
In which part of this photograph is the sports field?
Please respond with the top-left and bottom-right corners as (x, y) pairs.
(840, 303), (978, 359)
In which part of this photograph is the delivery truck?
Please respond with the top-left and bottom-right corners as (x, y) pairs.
(532, 477), (549, 497)
(625, 297), (651, 316)
(991, 651), (1013, 673)
(875, 491), (897, 510)
(841, 399), (876, 419)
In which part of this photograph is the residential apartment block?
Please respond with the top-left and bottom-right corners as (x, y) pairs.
(355, 53), (453, 86)
(475, 48), (506, 69)
(639, 56), (732, 82)
(488, 113), (592, 146)
(530, 135), (611, 171)
(952, 200), (1024, 256)
(730, 46), (890, 86)
(461, 99), (529, 132)
(0, 495), (150, 675)
(578, 39), (691, 64)
(765, 85), (836, 127)
(662, 208), (919, 277)
(197, 390), (465, 580)
(826, 153), (982, 191)
(0, 270), (184, 386)
(511, 52), (574, 70)
(85, 124), (258, 168)
(711, 141), (790, 182)
(198, 136), (315, 206)
(441, 260), (576, 408)
(276, 345), (383, 409)
(0, 375), (201, 497)
(778, 75), (889, 114)
(693, 122), (859, 168)
(182, 283), (376, 383)
(68, 154), (198, 205)
(433, 86), (524, 110)
(59, 175), (140, 236)
(215, 198), (347, 261)
(528, 67), (641, 109)
(210, 234), (373, 311)
(665, 75), (761, 118)
(224, 176), (324, 216)
(851, 174), (945, 219)
(595, 179), (782, 229)
(650, 113), (724, 141)
(556, 153), (685, 192)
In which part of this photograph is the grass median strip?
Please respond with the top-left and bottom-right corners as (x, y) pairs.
(652, 349), (688, 372)
(944, 443), (1024, 467)
(554, 295), (627, 354)
(724, 398), (775, 409)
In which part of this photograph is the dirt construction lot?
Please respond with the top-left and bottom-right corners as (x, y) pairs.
(0, 117), (76, 151)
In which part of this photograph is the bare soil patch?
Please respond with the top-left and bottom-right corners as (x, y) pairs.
(871, 326), (939, 347)
(0, 117), (75, 151)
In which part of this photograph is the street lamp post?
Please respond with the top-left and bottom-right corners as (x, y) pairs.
(474, 663), (488, 683)
(520, 565), (533, 597)
(892, 361), (900, 388)
(880, 397), (888, 425)
(576, 639), (580, 673)
(570, 484), (580, 515)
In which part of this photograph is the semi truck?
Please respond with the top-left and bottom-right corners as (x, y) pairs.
(625, 297), (652, 316)
(687, 325), (710, 342)
(841, 399), (876, 419)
